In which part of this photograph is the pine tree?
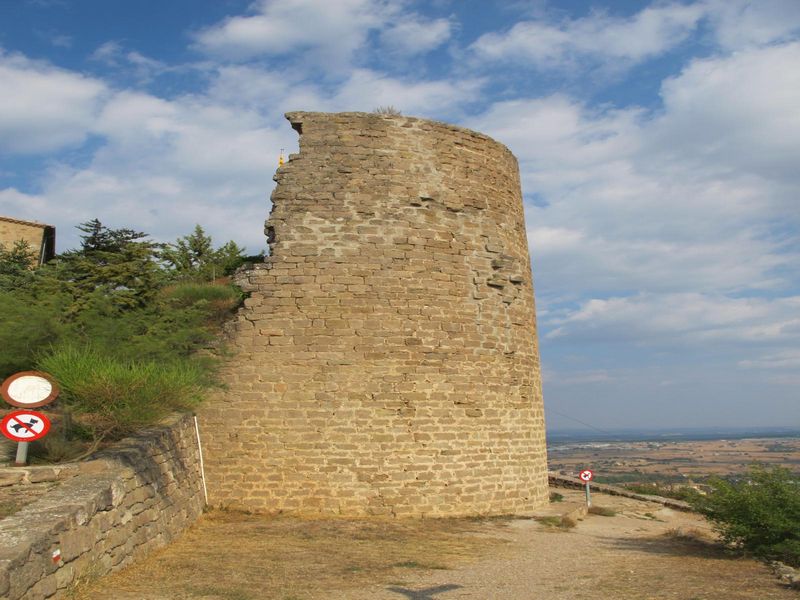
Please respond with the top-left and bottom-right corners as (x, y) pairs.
(161, 224), (248, 281)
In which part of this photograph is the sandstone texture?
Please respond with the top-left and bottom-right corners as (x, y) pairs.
(199, 111), (548, 517)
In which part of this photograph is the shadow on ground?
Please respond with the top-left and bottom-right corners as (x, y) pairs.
(386, 584), (462, 599)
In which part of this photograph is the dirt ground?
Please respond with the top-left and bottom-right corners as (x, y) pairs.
(69, 489), (796, 600)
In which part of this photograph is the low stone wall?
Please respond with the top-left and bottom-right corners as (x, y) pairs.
(0, 413), (205, 599)
(549, 473), (693, 511)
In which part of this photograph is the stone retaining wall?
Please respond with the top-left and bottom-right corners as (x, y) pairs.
(0, 413), (205, 599)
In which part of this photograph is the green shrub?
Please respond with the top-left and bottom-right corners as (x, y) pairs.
(164, 282), (242, 305)
(37, 344), (211, 442)
(0, 290), (68, 378)
(0, 220), (244, 461)
(624, 482), (702, 503)
(691, 465), (800, 566)
(162, 282), (243, 330)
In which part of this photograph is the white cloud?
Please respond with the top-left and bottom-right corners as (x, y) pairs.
(652, 41), (800, 182)
(703, 0), (800, 50)
(90, 41), (123, 64)
(0, 51), (106, 154)
(379, 15), (452, 55)
(469, 40), (800, 298)
(470, 3), (704, 70)
(194, 0), (455, 67)
(545, 369), (614, 385)
(206, 63), (482, 119)
(42, 89), (295, 250)
(328, 69), (482, 115)
(193, 0), (396, 65)
(528, 227), (585, 252)
(546, 293), (800, 345)
(90, 41), (175, 83)
(739, 350), (800, 370)
(469, 1), (800, 73)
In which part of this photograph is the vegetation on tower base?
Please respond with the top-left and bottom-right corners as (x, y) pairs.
(690, 465), (800, 567)
(0, 219), (254, 461)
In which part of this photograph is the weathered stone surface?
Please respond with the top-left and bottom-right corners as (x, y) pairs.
(198, 111), (549, 517)
(0, 465), (80, 487)
(0, 470), (24, 487)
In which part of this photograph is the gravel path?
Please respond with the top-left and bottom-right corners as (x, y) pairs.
(73, 490), (795, 600)
(343, 492), (794, 600)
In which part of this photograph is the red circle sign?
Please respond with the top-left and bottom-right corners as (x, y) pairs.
(1, 410), (51, 442)
(579, 469), (594, 482)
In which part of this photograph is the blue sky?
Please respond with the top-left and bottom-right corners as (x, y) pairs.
(1, 0), (798, 431)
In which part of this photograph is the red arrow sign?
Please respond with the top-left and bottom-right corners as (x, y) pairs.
(1, 410), (51, 442)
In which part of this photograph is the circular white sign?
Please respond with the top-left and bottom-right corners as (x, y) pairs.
(7, 375), (53, 406)
(2, 371), (60, 408)
(579, 469), (594, 482)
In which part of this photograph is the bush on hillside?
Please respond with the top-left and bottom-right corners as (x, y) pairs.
(691, 465), (800, 566)
(624, 482), (703, 503)
(37, 345), (210, 445)
(0, 219), (249, 461)
(0, 290), (68, 376)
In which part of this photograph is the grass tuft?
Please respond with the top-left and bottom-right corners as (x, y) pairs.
(588, 505), (617, 517)
(38, 344), (210, 446)
(537, 515), (577, 529)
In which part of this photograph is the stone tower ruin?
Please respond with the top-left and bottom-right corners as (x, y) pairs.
(198, 112), (549, 516)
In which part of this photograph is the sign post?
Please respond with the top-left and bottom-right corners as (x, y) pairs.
(16, 442), (29, 466)
(579, 469), (594, 508)
(1, 371), (59, 465)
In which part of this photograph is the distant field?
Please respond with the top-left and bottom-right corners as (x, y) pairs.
(547, 436), (800, 484)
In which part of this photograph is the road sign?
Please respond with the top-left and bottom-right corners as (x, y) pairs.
(1, 371), (60, 409)
(579, 469), (594, 482)
(1, 410), (51, 442)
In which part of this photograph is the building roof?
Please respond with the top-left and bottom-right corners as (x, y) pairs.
(0, 216), (54, 229)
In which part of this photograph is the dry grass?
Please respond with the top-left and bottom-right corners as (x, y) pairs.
(70, 509), (512, 600)
(588, 505), (617, 517)
(663, 526), (715, 544)
(536, 515), (577, 529)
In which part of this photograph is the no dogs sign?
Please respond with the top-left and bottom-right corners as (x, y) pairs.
(579, 469), (594, 482)
(1, 410), (51, 443)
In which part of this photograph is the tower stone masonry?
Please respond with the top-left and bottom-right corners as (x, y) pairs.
(198, 111), (549, 516)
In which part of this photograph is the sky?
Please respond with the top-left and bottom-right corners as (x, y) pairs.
(1, 0), (798, 432)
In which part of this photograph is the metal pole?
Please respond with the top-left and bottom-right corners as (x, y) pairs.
(15, 442), (29, 466)
(585, 481), (592, 508)
(194, 416), (209, 506)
